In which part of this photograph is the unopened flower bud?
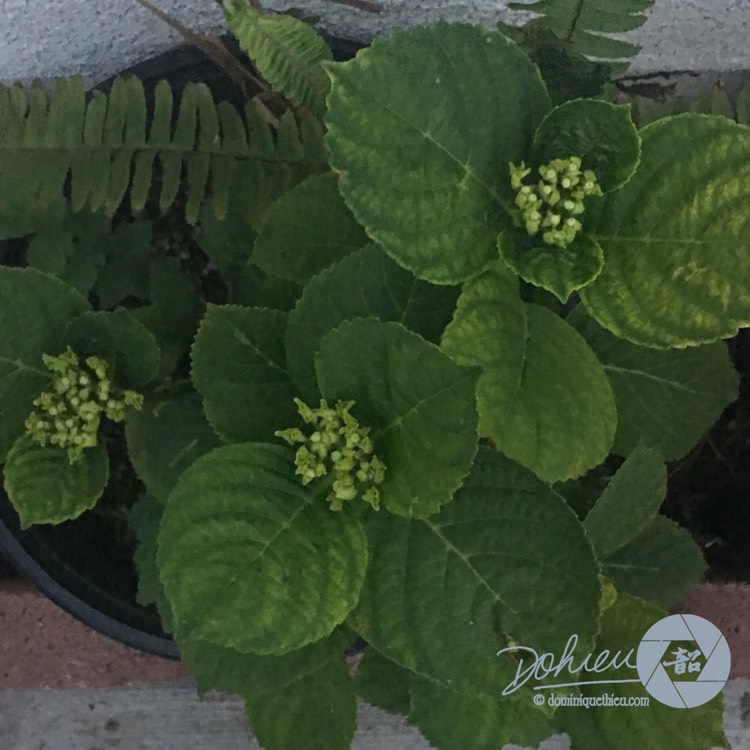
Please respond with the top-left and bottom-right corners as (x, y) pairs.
(24, 347), (143, 464)
(276, 398), (386, 511)
(509, 155), (602, 249)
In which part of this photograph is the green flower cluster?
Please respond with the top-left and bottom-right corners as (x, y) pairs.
(24, 347), (143, 464)
(276, 398), (386, 511)
(509, 156), (602, 249)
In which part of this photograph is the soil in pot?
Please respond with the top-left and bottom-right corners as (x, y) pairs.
(665, 329), (750, 582)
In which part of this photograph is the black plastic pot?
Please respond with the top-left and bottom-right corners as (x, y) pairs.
(0, 480), (179, 658)
(0, 31), (362, 659)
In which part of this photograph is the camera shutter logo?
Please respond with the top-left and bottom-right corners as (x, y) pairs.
(636, 614), (730, 708)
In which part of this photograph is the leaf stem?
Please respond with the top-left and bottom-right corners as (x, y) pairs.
(133, 0), (280, 126)
(565, 0), (584, 42)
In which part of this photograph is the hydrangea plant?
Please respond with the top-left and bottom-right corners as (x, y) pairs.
(509, 156), (603, 248)
(276, 398), (386, 510)
(25, 347), (143, 463)
(0, 1), (746, 748)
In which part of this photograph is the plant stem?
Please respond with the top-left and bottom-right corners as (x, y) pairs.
(565, 0), (584, 42)
(214, 0), (382, 13)
(133, 0), (280, 126)
(212, 0), (263, 8)
(323, 0), (383, 13)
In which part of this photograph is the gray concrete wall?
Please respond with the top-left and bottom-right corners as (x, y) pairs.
(0, 0), (749, 86)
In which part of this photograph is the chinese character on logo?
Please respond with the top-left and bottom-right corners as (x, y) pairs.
(662, 646), (703, 676)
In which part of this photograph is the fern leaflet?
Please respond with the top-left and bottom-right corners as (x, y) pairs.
(223, 0), (333, 115)
(505, 0), (654, 63)
(0, 75), (327, 238)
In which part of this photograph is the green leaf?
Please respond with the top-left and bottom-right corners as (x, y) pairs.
(286, 245), (459, 398)
(250, 271), (303, 312)
(498, 230), (604, 302)
(689, 87), (734, 120)
(26, 209), (111, 295)
(129, 495), (163, 608)
(94, 220), (152, 309)
(195, 186), (255, 281)
(531, 99), (641, 192)
(157, 443), (367, 655)
(355, 648), (413, 716)
(507, 0), (653, 62)
(581, 114), (750, 347)
(554, 593), (728, 750)
(737, 81), (750, 126)
(230, 265), (303, 310)
(0, 191), (67, 241)
(245, 656), (356, 750)
(128, 495), (174, 631)
(628, 90), (721, 129)
(583, 445), (666, 557)
(4, 436), (108, 528)
(0, 77), (325, 229)
(223, 0), (333, 114)
(223, 123), (324, 234)
(253, 173), (369, 285)
(131, 257), (203, 378)
(63, 309), (161, 388)
(315, 319), (479, 518)
(191, 305), (298, 442)
(125, 388), (219, 503)
(440, 263), (526, 368)
(443, 270), (616, 482)
(0, 267), (89, 459)
(554, 467), (610, 521)
(408, 679), (554, 750)
(409, 678), (508, 750)
(0, 82), (66, 238)
(568, 305), (739, 460)
(503, 698), (559, 748)
(498, 26), (613, 105)
(324, 22), (551, 284)
(602, 515), (706, 608)
(351, 448), (601, 697)
(179, 628), (353, 698)
(488, 306), (615, 482)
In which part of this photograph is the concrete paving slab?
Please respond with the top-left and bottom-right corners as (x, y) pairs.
(0, 681), (747, 750)
(2, 570), (750, 748)
(1, 687), (434, 750)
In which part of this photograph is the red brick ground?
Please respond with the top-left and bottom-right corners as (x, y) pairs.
(674, 582), (750, 679)
(0, 579), (747, 688)
(0, 580), (188, 688)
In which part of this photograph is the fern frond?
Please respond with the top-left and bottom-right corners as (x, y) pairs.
(506, 0), (653, 63)
(737, 82), (750, 126)
(0, 75), (326, 237)
(222, 0), (333, 115)
(630, 82), (737, 128)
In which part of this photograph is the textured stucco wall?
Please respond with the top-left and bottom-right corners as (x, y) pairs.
(0, 0), (749, 86)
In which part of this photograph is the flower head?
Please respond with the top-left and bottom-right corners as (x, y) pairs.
(509, 156), (602, 249)
(24, 347), (143, 464)
(276, 398), (386, 511)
